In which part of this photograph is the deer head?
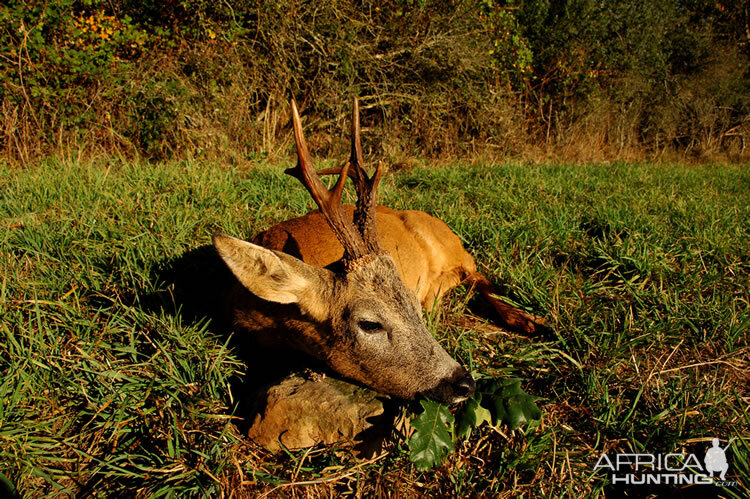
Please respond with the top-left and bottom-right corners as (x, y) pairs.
(213, 99), (475, 403)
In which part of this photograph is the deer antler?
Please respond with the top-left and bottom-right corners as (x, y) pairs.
(286, 98), (380, 265)
(348, 98), (383, 254)
(314, 99), (383, 254)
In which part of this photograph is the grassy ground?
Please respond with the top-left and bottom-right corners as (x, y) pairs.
(1, 158), (748, 497)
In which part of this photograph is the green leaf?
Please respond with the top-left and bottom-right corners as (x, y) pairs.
(0, 471), (19, 499)
(478, 379), (542, 430)
(408, 399), (455, 471)
(455, 395), (492, 440)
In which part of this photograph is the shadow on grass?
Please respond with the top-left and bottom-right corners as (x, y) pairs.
(141, 245), (324, 430)
(141, 244), (401, 455)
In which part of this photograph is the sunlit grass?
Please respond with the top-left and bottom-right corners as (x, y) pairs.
(1, 158), (747, 496)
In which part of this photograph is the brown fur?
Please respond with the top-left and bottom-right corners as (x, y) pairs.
(254, 206), (475, 309)
(254, 205), (546, 333)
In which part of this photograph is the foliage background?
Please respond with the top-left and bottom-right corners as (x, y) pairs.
(2, 0), (748, 165)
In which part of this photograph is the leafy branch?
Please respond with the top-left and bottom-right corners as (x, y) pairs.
(407, 378), (541, 470)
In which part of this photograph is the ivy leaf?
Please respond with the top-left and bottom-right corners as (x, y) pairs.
(455, 395), (492, 440)
(407, 378), (542, 470)
(0, 471), (19, 499)
(477, 378), (541, 430)
(408, 399), (455, 471)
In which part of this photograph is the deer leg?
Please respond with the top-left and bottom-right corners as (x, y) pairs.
(464, 273), (547, 334)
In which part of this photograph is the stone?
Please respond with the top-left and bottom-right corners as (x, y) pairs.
(247, 372), (389, 452)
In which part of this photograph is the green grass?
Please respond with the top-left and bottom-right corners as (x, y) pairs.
(1, 158), (748, 496)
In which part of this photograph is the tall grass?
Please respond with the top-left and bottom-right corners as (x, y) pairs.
(1, 159), (748, 496)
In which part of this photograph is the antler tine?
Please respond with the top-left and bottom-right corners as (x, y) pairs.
(286, 98), (366, 261)
(348, 97), (383, 253)
(315, 98), (382, 189)
(316, 99), (369, 185)
(349, 98), (383, 191)
(349, 98), (366, 185)
(287, 98), (349, 208)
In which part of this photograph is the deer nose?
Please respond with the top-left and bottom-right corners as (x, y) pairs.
(454, 372), (476, 399)
(424, 367), (476, 403)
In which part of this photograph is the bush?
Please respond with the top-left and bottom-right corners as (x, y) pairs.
(1, 0), (747, 164)
(515, 0), (750, 157)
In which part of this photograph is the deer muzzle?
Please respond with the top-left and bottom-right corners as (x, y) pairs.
(423, 366), (476, 404)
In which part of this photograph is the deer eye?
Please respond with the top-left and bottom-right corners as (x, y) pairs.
(358, 320), (383, 333)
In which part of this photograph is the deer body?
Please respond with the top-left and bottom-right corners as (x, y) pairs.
(253, 205), (545, 333)
(214, 99), (543, 405)
(253, 206), (476, 310)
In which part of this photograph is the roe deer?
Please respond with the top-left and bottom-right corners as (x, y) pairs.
(213, 99), (545, 404)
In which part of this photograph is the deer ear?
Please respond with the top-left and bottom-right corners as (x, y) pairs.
(213, 233), (328, 307)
